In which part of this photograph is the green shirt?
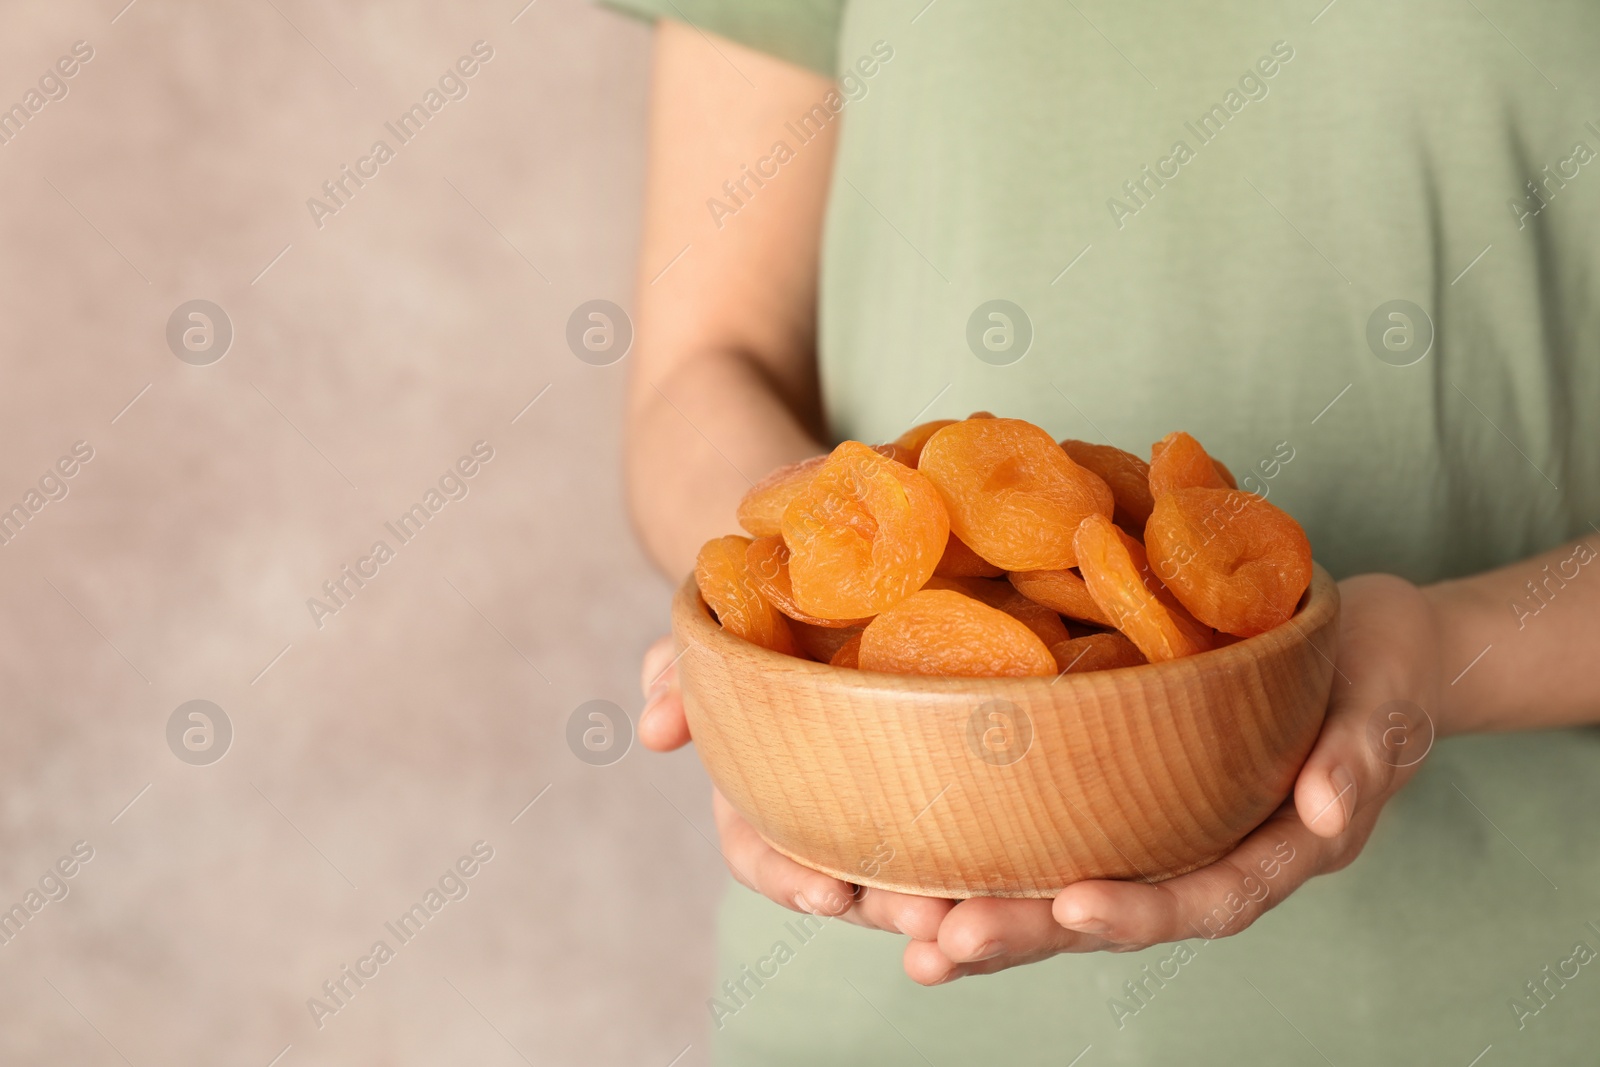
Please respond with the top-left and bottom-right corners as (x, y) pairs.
(603, 0), (1600, 1061)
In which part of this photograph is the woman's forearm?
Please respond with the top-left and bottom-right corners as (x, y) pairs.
(1426, 532), (1600, 735)
(622, 23), (838, 580)
(626, 348), (822, 578)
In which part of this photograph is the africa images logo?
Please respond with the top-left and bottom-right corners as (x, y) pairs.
(0, 40), (95, 148)
(305, 441), (495, 629)
(305, 41), (495, 230)
(1105, 40), (1295, 229)
(704, 42), (893, 230)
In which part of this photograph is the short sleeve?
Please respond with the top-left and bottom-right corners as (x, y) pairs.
(596, 0), (845, 76)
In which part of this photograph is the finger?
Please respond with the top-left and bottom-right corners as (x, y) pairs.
(1294, 740), (1368, 839)
(1293, 675), (1397, 839)
(903, 937), (962, 985)
(711, 789), (855, 919)
(904, 899), (1104, 986)
(712, 791), (948, 935)
(1052, 806), (1321, 947)
(937, 898), (1094, 963)
(905, 937), (1100, 986)
(638, 637), (691, 752)
(1295, 573), (1430, 837)
(638, 687), (692, 752)
(640, 635), (678, 696)
(846, 888), (953, 940)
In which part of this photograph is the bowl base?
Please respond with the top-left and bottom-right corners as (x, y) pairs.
(759, 833), (1230, 900)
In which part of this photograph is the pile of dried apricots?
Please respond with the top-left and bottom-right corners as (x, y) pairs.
(695, 414), (1312, 678)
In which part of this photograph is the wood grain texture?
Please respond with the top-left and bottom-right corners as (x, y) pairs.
(672, 565), (1341, 898)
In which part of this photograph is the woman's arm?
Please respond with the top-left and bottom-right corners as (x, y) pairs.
(629, 22), (955, 942)
(1431, 533), (1600, 735)
(625, 20), (832, 577)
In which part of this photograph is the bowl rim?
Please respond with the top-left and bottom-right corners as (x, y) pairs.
(673, 562), (1339, 691)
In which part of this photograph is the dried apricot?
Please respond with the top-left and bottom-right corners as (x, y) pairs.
(734, 444), (912, 537)
(792, 620), (866, 663)
(829, 632), (862, 668)
(706, 418), (1312, 670)
(1148, 431), (1233, 497)
(892, 419), (957, 465)
(919, 418), (1113, 571)
(868, 442), (915, 467)
(781, 441), (949, 619)
(695, 535), (799, 655)
(737, 455), (825, 538)
(745, 536), (871, 628)
(1143, 487), (1312, 637)
(1060, 439), (1155, 532)
(1006, 568), (1113, 627)
(934, 532), (1005, 578)
(1073, 514), (1212, 662)
(925, 576), (1071, 648)
(858, 589), (1056, 677)
(1049, 632), (1147, 674)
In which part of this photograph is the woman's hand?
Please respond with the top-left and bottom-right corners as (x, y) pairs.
(639, 636), (956, 940)
(904, 573), (1441, 984)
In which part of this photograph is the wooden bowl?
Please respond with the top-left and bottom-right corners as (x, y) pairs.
(670, 565), (1340, 898)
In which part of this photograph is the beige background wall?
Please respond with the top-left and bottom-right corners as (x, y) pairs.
(0, 2), (724, 1063)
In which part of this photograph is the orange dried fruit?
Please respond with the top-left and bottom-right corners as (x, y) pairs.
(829, 632), (863, 668)
(1006, 568), (1113, 627)
(934, 532), (1005, 578)
(918, 418), (1114, 571)
(793, 620), (866, 663)
(781, 440), (949, 619)
(1143, 487), (1312, 637)
(871, 442), (918, 466)
(859, 589), (1056, 677)
(745, 536), (871, 628)
(1049, 632), (1147, 674)
(925, 576), (1071, 648)
(737, 455), (825, 538)
(1073, 513), (1212, 662)
(891, 419), (958, 465)
(1148, 431), (1233, 497)
(705, 418), (1313, 669)
(695, 535), (799, 655)
(1060, 439), (1155, 532)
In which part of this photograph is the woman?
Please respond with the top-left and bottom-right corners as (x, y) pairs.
(612, 1), (1600, 1062)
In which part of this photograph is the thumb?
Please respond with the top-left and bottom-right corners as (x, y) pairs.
(639, 635), (691, 752)
(1293, 670), (1418, 840)
(640, 635), (678, 696)
(1295, 575), (1437, 839)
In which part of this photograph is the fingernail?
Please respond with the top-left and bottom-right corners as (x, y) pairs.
(641, 649), (674, 695)
(639, 694), (665, 733)
(1058, 904), (1110, 934)
(1328, 765), (1357, 825)
(969, 940), (1005, 961)
(795, 890), (845, 916)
